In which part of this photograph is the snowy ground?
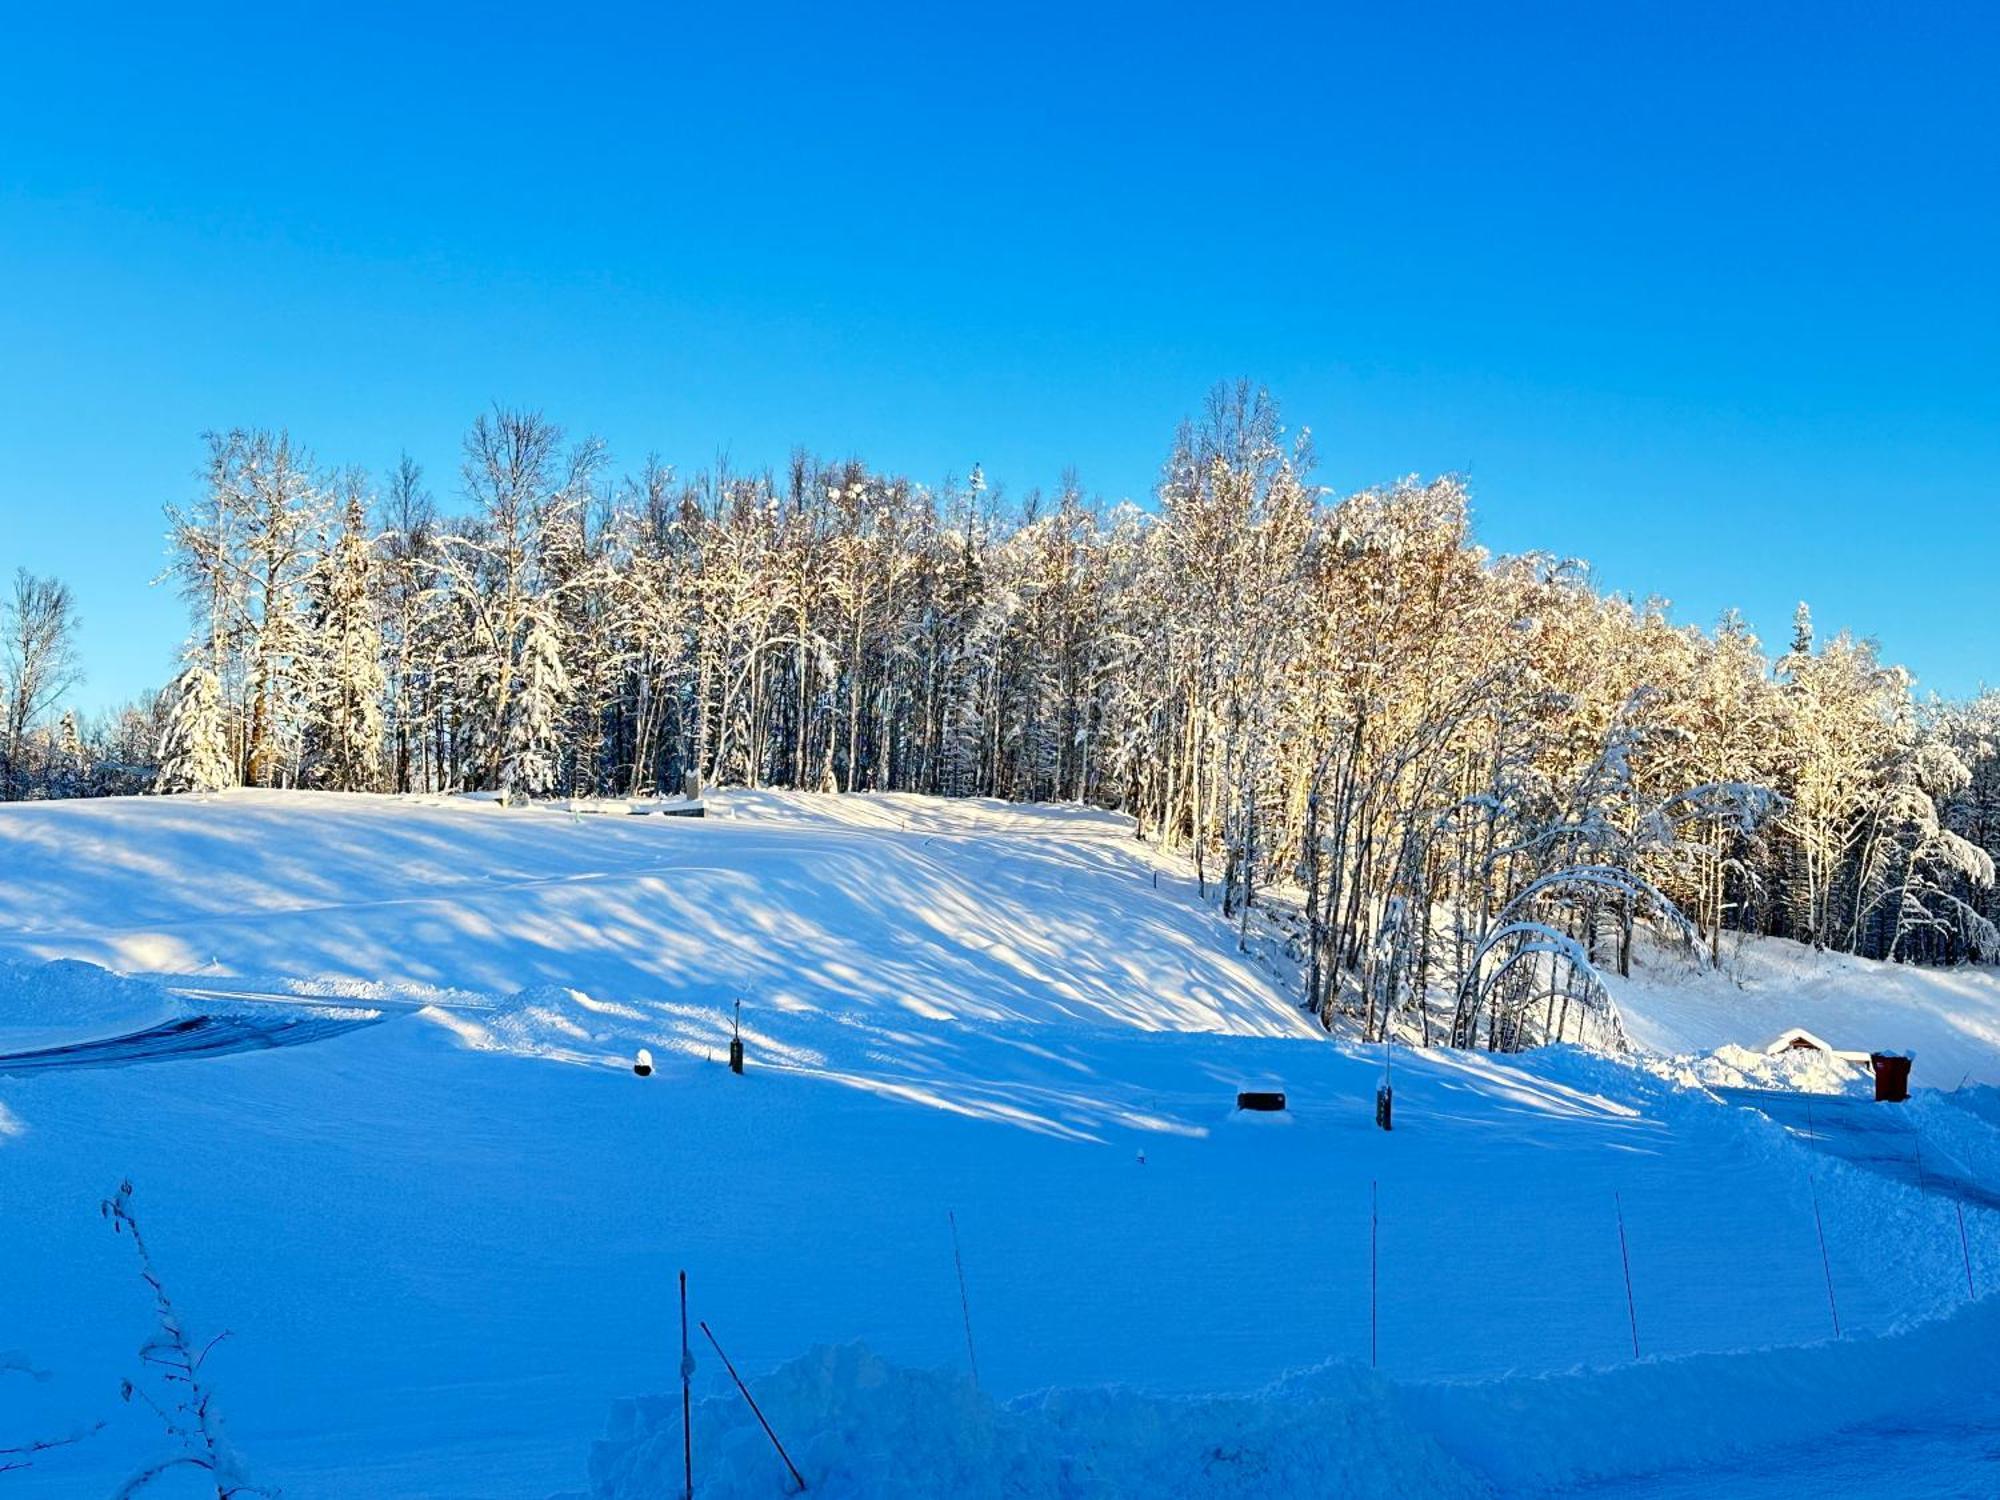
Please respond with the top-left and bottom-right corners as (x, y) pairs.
(3, 789), (1999, 1496)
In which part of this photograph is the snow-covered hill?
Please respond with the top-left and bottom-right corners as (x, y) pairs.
(3, 790), (1999, 1497)
(0, 788), (1315, 1040)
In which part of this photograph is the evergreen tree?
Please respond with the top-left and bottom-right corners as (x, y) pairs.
(499, 603), (568, 799)
(157, 661), (233, 794)
(304, 489), (387, 791)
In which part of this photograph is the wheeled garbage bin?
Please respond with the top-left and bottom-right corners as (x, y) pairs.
(1870, 1052), (1912, 1103)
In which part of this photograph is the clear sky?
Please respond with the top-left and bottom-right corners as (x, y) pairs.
(1, 1), (1994, 717)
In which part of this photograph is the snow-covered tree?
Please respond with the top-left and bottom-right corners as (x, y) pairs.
(303, 487), (387, 791)
(499, 602), (568, 800)
(120, 390), (2000, 1033)
(157, 661), (233, 794)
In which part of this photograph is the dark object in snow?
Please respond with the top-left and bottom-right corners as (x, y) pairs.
(729, 999), (745, 1075)
(1376, 1083), (1394, 1131)
(703, 1320), (807, 1492)
(1236, 1090), (1286, 1112)
(683, 770), (701, 801)
(634, 1048), (654, 1077)
(948, 1209), (980, 1392)
(661, 801), (706, 818)
(1871, 1052), (1912, 1103)
(679, 1271), (693, 1500)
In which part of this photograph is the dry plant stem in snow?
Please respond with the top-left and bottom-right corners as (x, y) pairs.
(101, 1180), (276, 1499)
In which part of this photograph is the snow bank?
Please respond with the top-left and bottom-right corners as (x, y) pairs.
(1419, 1291), (2000, 1491)
(590, 1297), (2000, 1499)
(0, 957), (185, 1051)
(587, 1344), (1486, 1500)
(1640, 1040), (1869, 1094)
(1906, 1085), (2000, 1195)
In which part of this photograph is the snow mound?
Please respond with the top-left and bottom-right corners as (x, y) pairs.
(587, 1344), (1486, 1500)
(1643, 1041), (1868, 1094)
(0, 958), (185, 1051)
(491, 984), (648, 1049)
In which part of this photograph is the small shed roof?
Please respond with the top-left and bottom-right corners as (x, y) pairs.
(1763, 1027), (1873, 1065)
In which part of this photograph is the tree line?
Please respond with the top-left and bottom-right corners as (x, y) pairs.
(10, 384), (1997, 1042)
(0, 568), (165, 800)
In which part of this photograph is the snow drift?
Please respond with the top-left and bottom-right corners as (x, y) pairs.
(587, 1344), (1487, 1500)
(0, 957), (185, 1052)
(589, 1294), (2000, 1499)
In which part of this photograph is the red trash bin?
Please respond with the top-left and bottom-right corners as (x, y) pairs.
(1870, 1052), (1911, 1103)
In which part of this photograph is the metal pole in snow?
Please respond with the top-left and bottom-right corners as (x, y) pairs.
(1614, 1192), (1640, 1359)
(1811, 1186), (1841, 1339)
(949, 1209), (981, 1391)
(679, 1271), (693, 1500)
(1801, 1095), (1841, 1337)
(1958, 1201), (1977, 1301)
(701, 1321), (807, 1493)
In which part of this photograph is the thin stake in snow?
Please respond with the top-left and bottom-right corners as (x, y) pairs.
(1614, 1192), (1640, 1359)
(679, 1271), (693, 1500)
(1801, 1097), (1841, 1337)
(948, 1209), (981, 1391)
(1370, 1180), (1379, 1369)
(1811, 1186), (1841, 1338)
(700, 1321), (806, 1493)
(1958, 1202), (1977, 1300)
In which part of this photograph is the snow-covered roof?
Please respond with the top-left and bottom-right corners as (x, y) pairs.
(1763, 1027), (1874, 1064)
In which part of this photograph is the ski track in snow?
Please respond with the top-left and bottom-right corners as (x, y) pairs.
(3, 787), (2000, 1497)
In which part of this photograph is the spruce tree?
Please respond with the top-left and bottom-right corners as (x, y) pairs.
(157, 661), (233, 794)
(499, 603), (568, 800)
(304, 492), (386, 791)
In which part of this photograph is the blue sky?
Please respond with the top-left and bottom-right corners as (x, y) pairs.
(2, 1), (1994, 715)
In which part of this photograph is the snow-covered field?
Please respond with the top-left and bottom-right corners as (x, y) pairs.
(4, 790), (1999, 1496)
